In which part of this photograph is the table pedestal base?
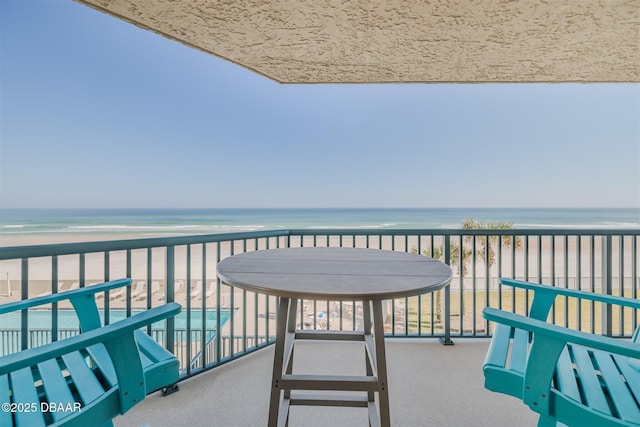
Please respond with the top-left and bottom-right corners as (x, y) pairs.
(268, 297), (390, 427)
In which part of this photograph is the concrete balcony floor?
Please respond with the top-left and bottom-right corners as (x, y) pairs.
(115, 339), (538, 427)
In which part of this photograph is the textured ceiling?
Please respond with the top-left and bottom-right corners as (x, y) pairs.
(77, 0), (639, 83)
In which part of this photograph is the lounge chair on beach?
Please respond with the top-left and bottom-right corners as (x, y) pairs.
(157, 280), (183, 301)
(36, 281), (66, 297)
(130, 281), (146, 300)
(151, 281), (160, 295)
(109, 286), (126, 300)
(205, 281), (216, 298)
(191, 280), (203, 298)
(133, 281), (161, 301)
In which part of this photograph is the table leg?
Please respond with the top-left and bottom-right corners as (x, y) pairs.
(372, 299), (391, 427)
(363, 300), (375, 404)
(268, 296), (291, 427)
(284, 298), (298, 400)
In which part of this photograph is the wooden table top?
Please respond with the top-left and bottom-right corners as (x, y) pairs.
(217, 247), (452, 300)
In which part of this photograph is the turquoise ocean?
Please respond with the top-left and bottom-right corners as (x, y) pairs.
(0, 208), (638, 243)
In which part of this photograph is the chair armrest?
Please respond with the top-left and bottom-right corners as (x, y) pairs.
(0, 278), (132, 315)
(500, 278), (640, 311)
(0, 302), (181, 375)
(483, 307), (640, 359)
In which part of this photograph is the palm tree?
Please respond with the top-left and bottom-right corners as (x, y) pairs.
(410, 219), (522, 324)
(461, 219), (522, 272)
(411, 242), (473, 275)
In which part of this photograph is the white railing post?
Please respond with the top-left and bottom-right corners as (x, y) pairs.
(166, 245), (176, 352)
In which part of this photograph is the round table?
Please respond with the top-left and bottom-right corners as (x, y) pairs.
(217, 247), (452, 427)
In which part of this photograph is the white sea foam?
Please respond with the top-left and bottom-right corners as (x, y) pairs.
(516, 222), (640, 229)
(208, 225), (265, 230)
(307, 223), (397, 229)
(62, 224), (267, 234)
(69, 225), (201, 230)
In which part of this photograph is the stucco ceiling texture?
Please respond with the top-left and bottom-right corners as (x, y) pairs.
(78, 0), (639, 83)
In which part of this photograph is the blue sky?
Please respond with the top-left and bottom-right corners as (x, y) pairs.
(1, 1), (639, 209)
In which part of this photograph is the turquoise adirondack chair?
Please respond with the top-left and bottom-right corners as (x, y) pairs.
(0, 279), (181, 427)
(483, 278), (640, 427)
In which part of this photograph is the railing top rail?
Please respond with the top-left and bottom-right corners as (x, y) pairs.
(0, 229), (290, 260)
(287, 228), (640, 237)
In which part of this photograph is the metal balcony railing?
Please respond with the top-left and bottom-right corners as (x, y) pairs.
(0, 228), (638, 382)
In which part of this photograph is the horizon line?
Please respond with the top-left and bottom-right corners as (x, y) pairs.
(1, 206), (638, 211)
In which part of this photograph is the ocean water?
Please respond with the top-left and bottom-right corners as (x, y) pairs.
(0, 208), (638, 242)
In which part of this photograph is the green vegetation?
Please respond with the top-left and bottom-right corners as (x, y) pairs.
(398, 288), (638, 336)
(400, 219), (636, 336)
(412, 218), (522, 275)
(410, 219), (522, 322)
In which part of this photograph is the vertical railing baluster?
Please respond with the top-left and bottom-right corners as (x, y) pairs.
(326, 300), (330, 331)
(602, 235), (613, 336)
(551, 236), (556, 324)
(417, 235), (423, 336)
(537, 236), (543, 285)
(229, 241), (235, 358)
(79, 253), (85, 288)
(497, 232), (503, 311)
(216, 241), (222, 362)
(633, 235), (638, 330)
(524, 236), (530, 316)
(564, 235), (569, 328)
(185, 244), (192, 375)
(405, 268), (409, 336)
(104, 252), (110, 325)
(511, 235), (516, 312)
(618, 235), (624, 335)
(52, 255), (58, 343)
(441, 234), (452, 345)
(265, 266), (270, 340)
(126, 249), (132, 318)
(483, 234), (490, 331)
(146, 248), (152, 336)
(577, 236), (582, 331)
(166, 245), (175, 353)
(590, 235), (596, 334)
(457, 234), (463, 335)
(21, 258), (28, 350)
